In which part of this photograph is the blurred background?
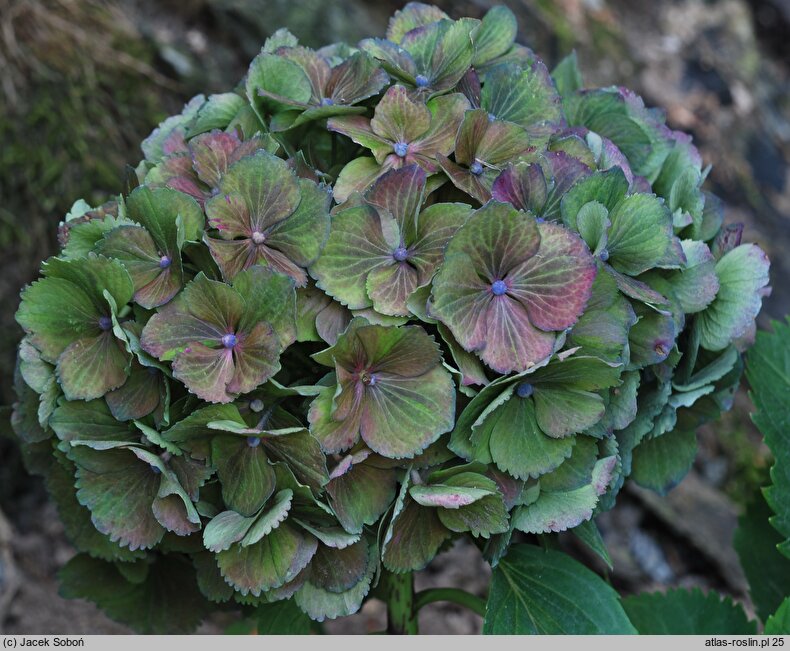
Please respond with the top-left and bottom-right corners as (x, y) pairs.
(0, 0), (788, 634)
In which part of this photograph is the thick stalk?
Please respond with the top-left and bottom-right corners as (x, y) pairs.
(382, 570), (419, 634)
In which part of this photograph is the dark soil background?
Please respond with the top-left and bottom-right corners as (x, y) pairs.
(0, 0), (787, 635)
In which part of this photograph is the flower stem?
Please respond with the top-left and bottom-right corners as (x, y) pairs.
(413, 588), (487, 618)
(382, 570), (419, 634)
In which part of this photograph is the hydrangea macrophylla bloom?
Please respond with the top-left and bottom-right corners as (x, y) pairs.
(559, 169), (686, 277)
(555, 127), (640, 187)
(161, 400), (329, 515)
(204, 150), (331, 285)
(437, 110), (537, 203)
(565, 271), (636, 365)
(140, 268), (296, 403)
(310, 165), (472, 315)
(491, 152), (592, 220)
(96, 186), (204, 309)
(384, 2), (450, 43)
(564, 85), (696, 182)
(140, 94), (205, 165)
(308, 320), (455, 458)
(68, 442), (207, 550)
(11, 4), (773, 631)
(16, 256), (133, 401)
(511, 438), (618, 534)
(465, 61), (563, 146)
(694, 242), (770, 351)
(325, 448), (399, 534)
(450, 354), (622, 481)
(205, 491), (318, 597)
(382, 466), (508, 572)
(361, 13), (477, 94)
(254, 48), (389, 130)
(327, 85), (470, 201)
(147, 131), (276, 206)
(105, 358), (167, 423)
(431, 201), (597, 374)
(201, 464), (369, 603)
(407, 466), (509, 537)
(295, 282), (352, 345)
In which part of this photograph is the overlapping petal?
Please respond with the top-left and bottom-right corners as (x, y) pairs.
(310, 165), (472, 315)
(308, 321), (455, 458)
(431, 201), (596, 373)
(141, 268), (295, 403)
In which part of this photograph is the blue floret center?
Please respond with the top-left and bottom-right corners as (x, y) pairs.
(491, 280), (507, 296)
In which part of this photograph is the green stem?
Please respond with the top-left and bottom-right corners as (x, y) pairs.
(382, 571), (419, 635)
(414, 588), (487, 618)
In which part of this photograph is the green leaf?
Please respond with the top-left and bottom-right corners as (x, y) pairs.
(127, 185), (204, 248)
(332, 156), (385, 204)
(566, 270), (636, 365)
(50, 398), (133, 444)
(628, 305), (676, 368)
(203, 510), (257, 553)
(765, 598), (790, 634)
(410, 481), (494, 508)
(17, 256), (133, 362)
(622, 588), (756, 634)
(62, 214), (128, 260)
(746, 317), (790, 557)
(260, 430), (328, 492)
(631, 428), (697, 495)
(483, 392), (575, 480)
(56, 330), (131, 401)
(141, 94), (204, 163)
(241, 490), (294, 546)
(561, 169), (629, 229)
(733, 491), (790, 623)
(575, 201), (610, 256)
(256, 599), (313, 634)
(107, 361), (164, 423)
(564, 88), (668, 178)
(484, 544), (636, 634)
(386, 4), (449, 43)
(59, 553), (211, 634)
(193, 551), (234, 603)
(310, 204), (392, 310)
(658, 240), (720, 314)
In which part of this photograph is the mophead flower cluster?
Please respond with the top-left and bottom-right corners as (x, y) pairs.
(12, 3), (770, 627)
